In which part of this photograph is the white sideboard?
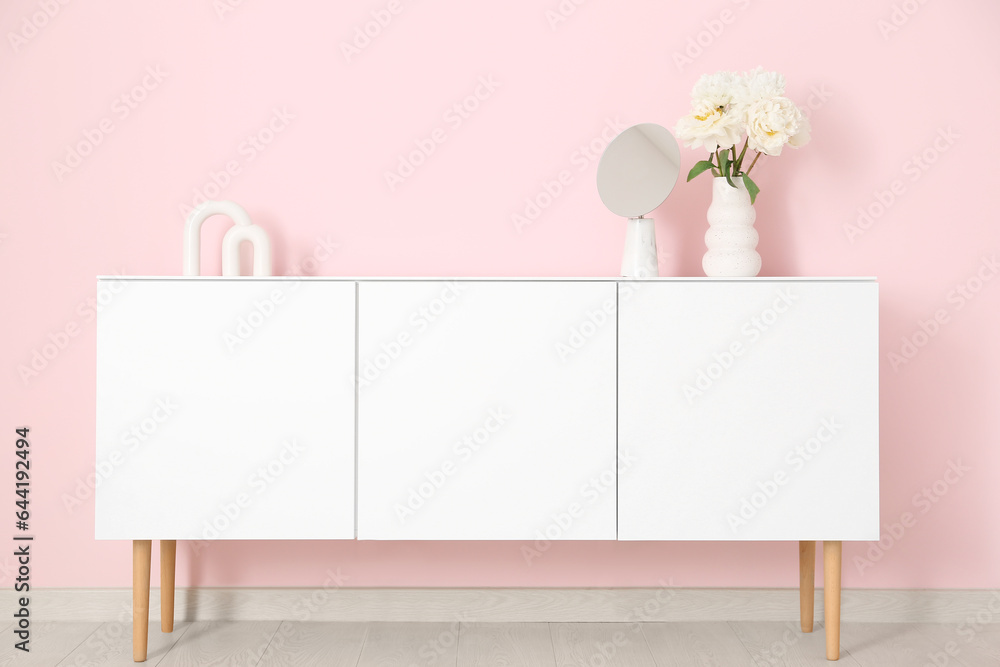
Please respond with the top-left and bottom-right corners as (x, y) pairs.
(96, 280), (357, 540)
(95, 276), (878, 662)
(618, 280), (879, 541)
(357, 281), (618, 540)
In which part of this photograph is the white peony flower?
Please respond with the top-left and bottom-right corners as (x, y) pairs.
(690, 70), (740, 109)
(675, 100), (743, 152)
(789, 114), (811, 148)
(735, 67), (786, 106)
(743, 96), (807, 156)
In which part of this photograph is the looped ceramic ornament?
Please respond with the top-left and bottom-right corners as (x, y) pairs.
(183, 200), (272, 277)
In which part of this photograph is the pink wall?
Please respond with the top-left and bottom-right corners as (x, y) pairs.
(2, 0), (997, 590)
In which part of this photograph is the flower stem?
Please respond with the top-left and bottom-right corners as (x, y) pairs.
(734, 139), (749, 175)
(746, 151), (763, 175)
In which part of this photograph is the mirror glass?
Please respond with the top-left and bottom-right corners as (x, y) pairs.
(596, 123), (681, 218)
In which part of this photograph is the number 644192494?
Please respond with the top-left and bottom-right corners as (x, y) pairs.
(16, 427), (29, 530)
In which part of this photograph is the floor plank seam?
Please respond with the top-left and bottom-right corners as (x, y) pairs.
(546, 622), (559, 667)
(153, 622), (194, 667)
(729, 621), (760, 667)
(842, 646), (864, 667)
(727, 621), (766, 667)
(351, 622), (370, 667)
(251, 621), (282, 667)
(58, 622), (105, 666)
(637, 624), (660, 667)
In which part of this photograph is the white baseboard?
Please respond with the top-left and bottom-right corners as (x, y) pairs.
(14, 588), (1000, 624)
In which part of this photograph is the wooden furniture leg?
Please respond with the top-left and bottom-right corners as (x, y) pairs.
(133, 540), (152, 662)
(824, 540), (842, 661)
(799, 540), (816, 633)
(160, 540), (176, 633)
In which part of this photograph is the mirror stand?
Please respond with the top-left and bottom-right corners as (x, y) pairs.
(596, 123), (680, 279)
(621, 216), (659, 278)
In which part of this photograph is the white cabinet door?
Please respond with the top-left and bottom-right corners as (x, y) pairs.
(96, 279), (356, 540)
(357, 281), (617, 540)
(618, 280), (879, 541)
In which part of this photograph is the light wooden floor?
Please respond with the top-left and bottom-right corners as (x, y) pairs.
(0, 620), (997, 666)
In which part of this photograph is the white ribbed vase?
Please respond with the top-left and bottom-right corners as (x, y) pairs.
(702, 177), (761, 277)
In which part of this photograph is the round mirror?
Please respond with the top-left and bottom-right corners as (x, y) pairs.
(596, 123), (681, 218)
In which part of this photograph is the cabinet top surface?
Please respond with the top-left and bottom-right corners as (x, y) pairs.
(97, 276), (877, 282)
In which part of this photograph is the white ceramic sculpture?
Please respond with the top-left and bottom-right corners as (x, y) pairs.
(183, 200), (272, 277)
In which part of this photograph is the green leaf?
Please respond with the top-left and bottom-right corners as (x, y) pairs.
(719, 151), (735, 188)
(742, 174), (760, 204)
(686, 160), (716, 182)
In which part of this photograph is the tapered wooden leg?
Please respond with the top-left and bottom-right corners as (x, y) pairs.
(133, 540), (152, 662)
(799, 541), (816, 633)
(824, 540), (842, 661)
(160, 540), (176, 633)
